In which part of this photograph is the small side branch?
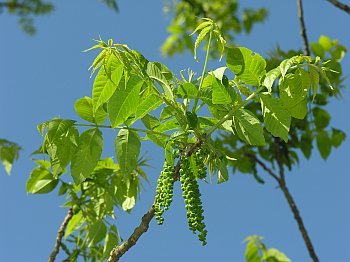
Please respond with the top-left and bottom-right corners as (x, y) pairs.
(108, 204), (155, 262)
(48, 208), (74, 262)
(326, 0), (350, 15)
(297, 0), (310, 55)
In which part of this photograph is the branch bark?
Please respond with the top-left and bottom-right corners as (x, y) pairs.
(326, 0), (350, 15)
(48, 208), (74, 262)
(249, 148), (319, 262)
(107, 204), (155, 262)
(297, 0), (311, 56)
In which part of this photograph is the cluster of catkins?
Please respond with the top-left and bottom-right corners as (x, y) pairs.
(154, 147), (208, 245)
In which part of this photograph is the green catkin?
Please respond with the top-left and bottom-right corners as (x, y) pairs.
(180, 156), (207, 246)
(154, 161), (175, 225)
(194, 148), (207, 180)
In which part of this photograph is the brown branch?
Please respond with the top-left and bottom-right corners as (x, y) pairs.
(48, 208), (74, 262)
(297, 0), (311, 56)
(108, 204), (155, 262)
(277, 178), (319, 262)
(274, 138), (319, 262)
(245, 153), (279, 182)
(326, 0), (350, 15)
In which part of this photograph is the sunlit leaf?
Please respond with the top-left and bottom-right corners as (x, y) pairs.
(74, 96), (106, 124)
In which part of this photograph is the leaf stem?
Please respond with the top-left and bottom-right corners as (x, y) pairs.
(192, 29), (212, 113)
(206, 86), (265, 136)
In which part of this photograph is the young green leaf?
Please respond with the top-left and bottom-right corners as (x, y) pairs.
(194, 25), (211, 61)
(108, 74), (143, 127)
(115, 129), (141, 175)
(262, 248), (291, 262)
(203, 74), (232, 104)
(0, 139), (20, 175)
(92, 59), (124, 112)
(71, 128), (104, 184)
(233, 109), (266, 146)
(316, 130), (332, 160)
(102, 225), (120, 259)
(309, 66), (319, 101)
(260, 93), (291, 142)
(74, 96), (106, 124)
(279, 70), (310, 119)
(135, 94), (163, 120)
(88, 221), (107, 247)
(147, 62), (174, 100)
(64, 210), (84, 239)
(226, 47), (266, 86)
(313, 107), (331, 130)
(263, 67), (281, 92)
(331, 128), (346, 148)
(26, 165), (59, 194)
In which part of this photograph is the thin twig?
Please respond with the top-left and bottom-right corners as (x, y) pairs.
(244, 153), (279, 182)
(297, 0), (311, 56)
(326, 0), (350, 15)
(48, 208), (74, 262)
(108, 204), (155, 262)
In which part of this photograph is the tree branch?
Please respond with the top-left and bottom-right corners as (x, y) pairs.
(297, 0), (310, 56)
(108, 204), (155, 262)
(277, 178), (319, 262)
(326, 0), (350, 15)
(274, 139), (319, 262)
(48, 208), (74, 262)
(244, 153), (280, 182)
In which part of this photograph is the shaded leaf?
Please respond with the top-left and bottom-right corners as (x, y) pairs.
(316, 130), (332, 160)
(74, 96), (106, 124)
(71, 128), (104, 184)
(65, 210), (84, 239)
(26, 164), (58, 194)
(331, 128), (346, 148)
(115, 129), (141, 175)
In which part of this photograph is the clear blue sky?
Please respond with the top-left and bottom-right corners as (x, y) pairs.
(1, 1), (349, 261)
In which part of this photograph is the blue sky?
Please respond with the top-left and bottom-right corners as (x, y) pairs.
(0, 0), (349, 261)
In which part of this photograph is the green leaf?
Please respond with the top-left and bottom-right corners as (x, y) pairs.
(264, 67), (281, 92)
(147, 62), (174, 100)
(319, 35), (333, 52)
(203, 74), (232, 104)
(65, 210), (84, 239)
(245, 235), (264, 262)
(311, 42), (325, 58)
(262, 248), (291, 262)
(316, 130), (332, 160)
(165, 141), (175, 166)
(92, 57), (124, 112)
(279, 70), (310, 119)
(0, 139), (20, 175)
(71, 128), (104, 184)
(26, 164), (58, 194)
(178, 82), (198, 98)
(300, 132), (313, 159)
(309, 67), (319, 101)
(226, 47), (266, 86)
(45, 119), (76, 142)
(218, 159), (229, 183)
(115, 129), (141, 175)
(190, 20), (212, 36)
(102, 225), (120, 259)
(142, 114), (160, 130)
(233, 109), (266, 146)
(331, 128), (346, 148)
(108, 74), (143, 127)
(135, 94), (163, 120)
(74, 96), (106, 124)
(88, 221), (107, 247)
(313, 107), (330, 130)
(260, 93), (291, 142)
(154, 118), (180, 133)
(194, 25), (211, 61)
